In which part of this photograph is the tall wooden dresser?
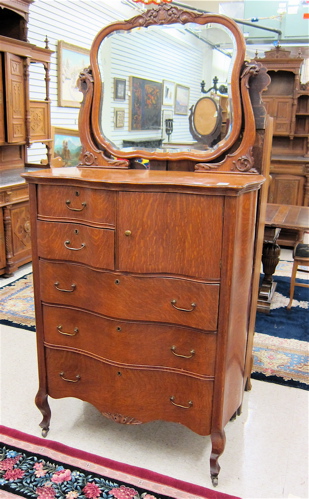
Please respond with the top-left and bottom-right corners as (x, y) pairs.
(23, 4), (271, 486)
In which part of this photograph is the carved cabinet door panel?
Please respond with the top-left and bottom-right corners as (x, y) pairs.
(8, 201), (31, 259)
(117, 191), (223, 279)
(4, 53), (26, 144)
(0, 53), (5, 144)
(262, 96), (293, 135)
(268, 174), (305, 205)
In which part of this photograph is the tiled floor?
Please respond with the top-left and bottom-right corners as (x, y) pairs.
(1, 259), (308, 499)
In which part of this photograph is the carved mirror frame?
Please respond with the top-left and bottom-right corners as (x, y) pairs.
(78, 4), (261, 172)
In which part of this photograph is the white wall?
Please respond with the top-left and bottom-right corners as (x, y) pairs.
(27, 0), (137, 162)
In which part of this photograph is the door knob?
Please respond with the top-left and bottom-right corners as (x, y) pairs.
(124, 230), (132, 236)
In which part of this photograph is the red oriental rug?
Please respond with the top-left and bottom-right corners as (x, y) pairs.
(0, 426), (240, 499)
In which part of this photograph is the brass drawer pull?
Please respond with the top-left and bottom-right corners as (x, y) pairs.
(54, 282), (76, 293)
(170, 396), (193, 409)
(66, 200), (87, 212)
(57, 325), (79, 337)
(59, 372), (81, 383)
(171, 299), (196, 312)
(64, 240), (86, 251)
(171, 346), (195, 359)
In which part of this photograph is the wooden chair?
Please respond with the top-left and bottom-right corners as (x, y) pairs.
(287, 243), (309, 310)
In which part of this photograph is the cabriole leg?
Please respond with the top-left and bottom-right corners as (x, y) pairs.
(210, 430), (226, 487)
(35, 390), (51, 438)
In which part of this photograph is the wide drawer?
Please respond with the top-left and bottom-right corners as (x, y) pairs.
(42, 305), (217, 376)
(45, 347), (213, 435)
(37, 221), (114, 270)
(39, 261), (219, 330)
(37, 185), (115, 226)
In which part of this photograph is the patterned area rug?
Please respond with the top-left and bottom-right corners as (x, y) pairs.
(0, 426), (239, 499)
(1, 266), (308, 389)
(0, 274), (35, 332)
(252, 261), (309, 390)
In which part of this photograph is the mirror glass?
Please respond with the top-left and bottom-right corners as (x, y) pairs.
(96, 21), (237, 156)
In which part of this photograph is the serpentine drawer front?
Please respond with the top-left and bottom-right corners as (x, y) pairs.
(45, 347), (214, 436)
(37, 185), (115, 226)
(39, 260), (219, 330)
(42, 305), (217, 376)
(37, 221), (115, 269)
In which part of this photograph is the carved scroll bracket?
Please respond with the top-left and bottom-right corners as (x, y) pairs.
(78, 67), (129, 169)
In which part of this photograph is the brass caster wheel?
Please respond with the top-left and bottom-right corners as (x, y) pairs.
(211, 475), (218, 487)
(41, 428), (49, 438)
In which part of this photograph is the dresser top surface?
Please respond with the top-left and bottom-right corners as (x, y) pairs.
(22, 167), (265, 194)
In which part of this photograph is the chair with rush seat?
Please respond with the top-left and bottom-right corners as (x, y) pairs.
(287, 243), (309, 310)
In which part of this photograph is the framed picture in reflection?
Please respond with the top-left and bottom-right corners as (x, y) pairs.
(130, 76), (162, 130)
(114, 78), (126, 100)
(114, 108), (125, 128)
(175, 84), (190, 115)
(163, 80), (175, 106)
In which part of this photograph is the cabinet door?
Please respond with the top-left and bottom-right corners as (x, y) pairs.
(273, 98), (293, 135)
(4, 201), (31, 267)
(118, 192), (223, 279)
(262, 96), (292, 135)
(0, 53), (5, 144)
(268, 174), (305, 205)
(4, 53), (26, 143)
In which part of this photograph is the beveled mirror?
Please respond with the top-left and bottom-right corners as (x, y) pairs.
(78, 4), (260, 170)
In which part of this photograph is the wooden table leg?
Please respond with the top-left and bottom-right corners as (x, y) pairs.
(257, 228), (281, 313)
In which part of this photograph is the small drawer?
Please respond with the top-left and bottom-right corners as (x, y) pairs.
(37, 185), (115, 227)
(0, 185), (29, 206)
(42, 305), (217, 376)
(37, 221), (114, 270)
(45, 347), (213, 436)
(39, 261), (219, 330)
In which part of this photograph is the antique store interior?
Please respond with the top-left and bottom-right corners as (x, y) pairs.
(0, 0), (308, 498)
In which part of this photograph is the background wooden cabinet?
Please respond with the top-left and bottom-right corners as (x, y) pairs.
(257, 47), (309, 246)
(0, 0), (52, 275)
(268, 174), (305, 205)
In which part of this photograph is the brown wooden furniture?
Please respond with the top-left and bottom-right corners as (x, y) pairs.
(0, 0), (52, 275)
(287, 243), (309, 310)
(258, 203), (309, 312)
(23, 4), (272, 486)
(256, 47), (309, 246)
(0, 169), (32, 275)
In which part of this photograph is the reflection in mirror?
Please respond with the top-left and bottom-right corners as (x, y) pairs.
(97, 22), (236, 155)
